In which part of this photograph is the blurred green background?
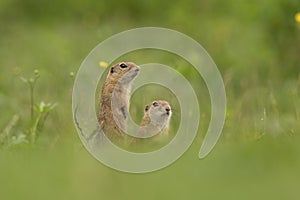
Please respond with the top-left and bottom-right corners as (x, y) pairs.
(1, 0), (300, 199)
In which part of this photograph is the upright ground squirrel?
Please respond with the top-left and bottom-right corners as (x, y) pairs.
(138, 100), (172, 137)
(98, 62), (140, 140)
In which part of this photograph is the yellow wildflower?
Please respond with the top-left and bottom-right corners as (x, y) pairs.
(295, 12), (300, 23)
(99, 61), (108, 68)
(69, 72), (75, 78)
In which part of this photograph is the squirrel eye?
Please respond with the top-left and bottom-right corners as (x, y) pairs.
(145, 105), (149, 111)
(152, 102), (159, 107)
(119, 63), (128, 68)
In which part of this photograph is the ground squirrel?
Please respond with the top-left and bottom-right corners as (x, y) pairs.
(98, 62), (140, 140)
(138, 100), (172, 137)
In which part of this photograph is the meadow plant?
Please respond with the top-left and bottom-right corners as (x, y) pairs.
(0, 70), (57, 148)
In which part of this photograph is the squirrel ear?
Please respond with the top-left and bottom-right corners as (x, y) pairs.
(145, 105), (149, 111)
(110, 67), (114, 73)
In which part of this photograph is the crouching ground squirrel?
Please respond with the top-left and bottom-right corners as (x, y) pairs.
(138, 100), (172, 137)
(98, 62), (140, 140)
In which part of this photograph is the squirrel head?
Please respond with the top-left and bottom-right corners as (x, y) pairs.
(108, 62), (140, 85)
(144, 100), (172, 128)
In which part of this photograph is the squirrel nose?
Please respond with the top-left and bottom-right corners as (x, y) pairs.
(135, 66), (140, 72)
(166, 108), (170, 115)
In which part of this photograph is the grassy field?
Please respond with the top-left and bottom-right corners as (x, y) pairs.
(1, 0), (300, 199)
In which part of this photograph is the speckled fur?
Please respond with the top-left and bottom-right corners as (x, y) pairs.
(138, 100), (172, 137)
(98, 62), (140, 140)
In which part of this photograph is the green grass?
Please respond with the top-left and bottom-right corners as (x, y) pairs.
(1, 0), (300, 199)
(1, 135), (300, 200)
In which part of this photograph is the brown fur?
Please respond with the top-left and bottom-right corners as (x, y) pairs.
(98, 62), (140, 140)
(138, 100), (172, 137)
